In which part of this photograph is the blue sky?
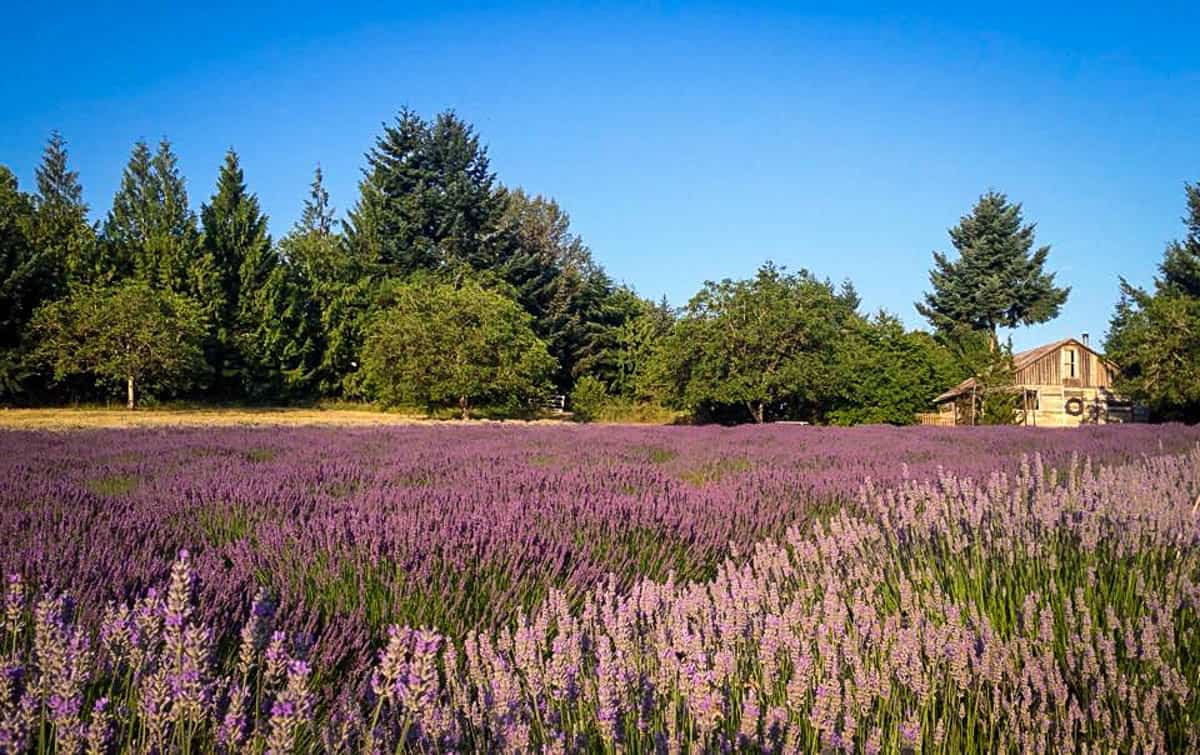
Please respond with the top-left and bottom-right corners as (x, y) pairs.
(2, 2), (1197, 349)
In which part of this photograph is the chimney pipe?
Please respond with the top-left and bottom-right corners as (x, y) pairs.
(1082, 333), (1090, 347)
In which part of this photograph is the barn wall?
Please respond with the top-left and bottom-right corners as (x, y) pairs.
(1015, 343), (1117, 391)
(1020, 384), (1118, 427)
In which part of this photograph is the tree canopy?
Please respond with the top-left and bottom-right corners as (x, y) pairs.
(1106, 182), (1200, 421)
(360, 279), (555, 418)
(917, 191), (1069, 343)
(29, 280), (206, 408)
(651, 263), (859, 423)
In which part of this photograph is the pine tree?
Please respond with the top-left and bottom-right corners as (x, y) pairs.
(280, 166), (359, 398)
(345, 108), (506, 275)
(1106, 181), (1200, 420)
(300, 164), (335, 236)
(103, 139), (208, 298)
(32, 131), (98, 291)
(200, 149), (273, 396)
(0, 167), (38, 394)
(916, 191), (1069, 346)
(285, 165), (353, 286)
(1157, 183), (1200, 297)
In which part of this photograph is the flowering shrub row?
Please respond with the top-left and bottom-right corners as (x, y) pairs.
(3, 422), (1197, 679)
(2, 442), (1198, 752)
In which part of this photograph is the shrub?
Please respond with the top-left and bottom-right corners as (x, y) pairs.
(568, 375), (609, 422)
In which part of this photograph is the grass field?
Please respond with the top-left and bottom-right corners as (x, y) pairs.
(0, 406), (432, 430)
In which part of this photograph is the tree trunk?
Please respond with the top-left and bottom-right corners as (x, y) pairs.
(459, 396), (470, 420)
(753, 401), (765, 424)
(127, 376), (136, 411)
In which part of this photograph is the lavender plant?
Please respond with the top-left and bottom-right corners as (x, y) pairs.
(0, 434), (1197, 752)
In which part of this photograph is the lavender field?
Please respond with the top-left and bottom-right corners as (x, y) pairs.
(3, 424), (1200, 752)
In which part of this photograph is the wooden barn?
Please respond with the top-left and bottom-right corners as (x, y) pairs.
(928, 337), (1141, 427)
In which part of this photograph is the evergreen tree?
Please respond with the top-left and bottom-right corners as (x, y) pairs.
(0, 167), (38, 395)
(284, 165), (353, 286)
(1106, 181), (1200, 420)
(31, 131), (98, 291)
(281, 166), (358, 397)
(1156, 183), (1200, 297)
(345, 108), (506, 275)
(497, 189), (630, 390)
(917, 191), (1069, 346)
(103, 139), (211, 303)
(200, 148), (272, 396)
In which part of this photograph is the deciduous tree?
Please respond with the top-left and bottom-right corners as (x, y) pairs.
(654, 262), (857, 423)
(360, 279), (555, 418)
(30, 280), (206, 408)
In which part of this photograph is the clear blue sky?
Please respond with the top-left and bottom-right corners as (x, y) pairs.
(2, 2), (1197, 349)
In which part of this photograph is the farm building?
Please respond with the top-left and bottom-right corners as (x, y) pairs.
(927, 336), (1142, 427)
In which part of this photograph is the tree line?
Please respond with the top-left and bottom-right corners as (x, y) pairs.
(0, 109), (1194, 422)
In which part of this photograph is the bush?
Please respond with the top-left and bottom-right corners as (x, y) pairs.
(569, 375), (609, 422)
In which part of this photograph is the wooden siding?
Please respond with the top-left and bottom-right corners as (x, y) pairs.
(1015, 343), (1116, 390)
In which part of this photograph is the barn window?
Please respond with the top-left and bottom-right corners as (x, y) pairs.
(1063, 348), (1078, 379)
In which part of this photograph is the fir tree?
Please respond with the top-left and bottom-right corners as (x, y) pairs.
(1106, 181), (1200, 420)
(345, 108), (506, 275)
(32, 131), (98, 291)
(1156, 183), (1200, 297)
(0, 167), (37, 394)
(200, 148), (272, 395)
(103, 139), (209, 298)
(916, 191), (1069, 346)
(300, 164), (335, 236)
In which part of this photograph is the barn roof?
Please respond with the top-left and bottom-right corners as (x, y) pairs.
(933, 338), (1112, 404)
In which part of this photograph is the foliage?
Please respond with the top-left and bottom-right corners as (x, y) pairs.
(1106, 182), (1200, 420)
(103, 140), (214, 304)
(345, 108), (506, 275)
(602, 291), (675, 401)
(0, 167), (39, 396)
(652, 262), (859, 423)
(974, 342), (1021, 424)
(828, 312), (965, 425)
(29, 280), (207, 408)
(30, 131), (97, 293)
(359, 279), (555, 417)
(496, 189), (632, 390)
(568, 374), (609, 422)
(917, 190), (1069, 342)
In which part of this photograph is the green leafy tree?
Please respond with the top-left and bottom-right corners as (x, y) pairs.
(917, 191), (1069, 346)
(29, 280), (206, 409)
(1106, 182), (1200, 420)
(568, 375), (609, 422)
(828, 313), (964, 425)
(653, 262), (857, 423)
(360, 279), (555, 418)
(973, 343), (1021, 425)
